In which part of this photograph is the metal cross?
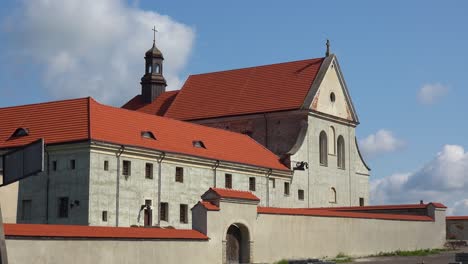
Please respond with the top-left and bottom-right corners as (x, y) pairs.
(152, 26), (158, 44)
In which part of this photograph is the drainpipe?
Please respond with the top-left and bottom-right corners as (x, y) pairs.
(45, 148), (50, 224)
(212, 160), (220, 187)
(156, 152), (166, 226)
(265, 169), (272, 207)
(115, 146), (125, 227)
(348, 127), (352, 206)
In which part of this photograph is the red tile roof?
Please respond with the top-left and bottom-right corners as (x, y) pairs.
(3, 224), (208, 240)
(257, 207), (434, 221)
(314, 203), (447, 211)
(447, 216), (468, 220)
(163, 58), (325, 120)
(204, 188), (260, 201)
(122, 90), (179, 115)
(0, 97), (289, 171)
(197, 201), (220, 211)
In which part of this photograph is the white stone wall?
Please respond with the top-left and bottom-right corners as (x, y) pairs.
(17, 144), (90, 225)
(289, 115), (370, 207)
(0, 176), (18, 223)
(88, 148), (278, 228)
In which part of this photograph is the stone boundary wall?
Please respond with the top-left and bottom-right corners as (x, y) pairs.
(3, 189), (447, 264)
(447, 216), (468, 240)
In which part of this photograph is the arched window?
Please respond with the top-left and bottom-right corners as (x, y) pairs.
(319, 131), (328, 166)
(329, 126), (335, 154)
(147, 64), (152, 74)
(337, 136), (345, 169)
(154, 64), (161, 74)
(330, 187), (337, 203)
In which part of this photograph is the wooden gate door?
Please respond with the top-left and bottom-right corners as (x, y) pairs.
(226, 225), (242, 264)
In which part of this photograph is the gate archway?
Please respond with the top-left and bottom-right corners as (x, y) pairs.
(225, 223), (250, 264)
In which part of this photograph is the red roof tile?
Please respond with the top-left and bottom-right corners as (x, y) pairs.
(205, 188), (260, 201)
(164, 58), (325, 120)
(313, 203), (447, 211)
(447, 216), (468, 220)
(0, 97), (288, 171)
(3, 224), (208, 240)
(0, 97), (90, 149)
(122, 90), (179, 115)
(257, 207), (434, 221)
(197, 201), (220, 211)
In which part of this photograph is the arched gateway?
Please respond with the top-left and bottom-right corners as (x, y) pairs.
(225, 224), (250, 264)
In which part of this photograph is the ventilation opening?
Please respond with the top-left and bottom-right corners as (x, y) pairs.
(192, 140), (206, 149)
(11, 127), (29, 138)
(141, 131), (156, 140)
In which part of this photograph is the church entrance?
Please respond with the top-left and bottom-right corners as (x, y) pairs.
(225, 224), (250, 264)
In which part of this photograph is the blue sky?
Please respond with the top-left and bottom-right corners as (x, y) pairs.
(1, 0), (467, 212)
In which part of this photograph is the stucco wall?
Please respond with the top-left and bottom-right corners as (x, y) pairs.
(0, 178), (17, 223)
(253, 209), (446, 263)
(6, 238), (213, 264)
(447, 219), (468, 240)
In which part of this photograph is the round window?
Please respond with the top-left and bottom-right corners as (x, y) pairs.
(330, 92), (336, 102)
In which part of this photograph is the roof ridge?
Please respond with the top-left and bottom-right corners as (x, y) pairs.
(0, 97), (91, 110)
(188, 57), (325, 77)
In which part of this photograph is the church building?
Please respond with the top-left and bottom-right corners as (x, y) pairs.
(0, 39), (370, 229)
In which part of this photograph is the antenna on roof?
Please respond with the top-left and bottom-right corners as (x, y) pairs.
(325, 39), (331, 57)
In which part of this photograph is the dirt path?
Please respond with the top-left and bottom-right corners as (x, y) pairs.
(354, 247), (468, 264)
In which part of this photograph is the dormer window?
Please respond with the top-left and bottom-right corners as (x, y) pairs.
(11, 127), (29, 138)
(192, 140), (206, 149)
(141, 131), (156, 140)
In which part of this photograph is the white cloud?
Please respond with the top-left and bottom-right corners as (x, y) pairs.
(371, 144), (468, 215)
(417, 83), (449, 105)
(2, 0), (195, 105)
(359, 129), (405, 159)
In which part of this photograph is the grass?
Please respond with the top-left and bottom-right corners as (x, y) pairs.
(372, 248), (446, 257)
(274, 260), (288, 264)
(331, 253), (354, 263)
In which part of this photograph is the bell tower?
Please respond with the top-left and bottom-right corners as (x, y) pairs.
(141, 26), (167, 104)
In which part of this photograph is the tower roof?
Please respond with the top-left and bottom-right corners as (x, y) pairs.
(145, 43), (164, 59)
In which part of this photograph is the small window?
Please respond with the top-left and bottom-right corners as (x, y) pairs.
(21, 199), (32, 221)
(337, 136), (345, 169)
(145, 163), (153, 179)
(11, 127), (29, 138)
(225, 174), (232, 189)
(70, 160), (76, 170)
(175, 167), (184, 183)
(102, 211), (108, 222)
(180, 204), (188, 224)
(359, 197), (365, 206)
(330, 92), (336, 102)
(141, 131), (156, 140)
(284, 182), (290, 196)
(319, 131), (328, 166)
(123, 160), (131, 176)
(298, 190), (304, 201)
(270, 178), (275, 189)
(160, 202), (168, 221)
(155, 64), (161, 74)
(192, 140), (206, 149)
(104, 160), (109, 171)
(52, 161), (57, 171)
(330, 187), (337, 203)
(249, 177), (256, 191)
(58, 197), (69, 218)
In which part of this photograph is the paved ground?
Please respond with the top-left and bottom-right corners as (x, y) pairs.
(354, 247), (468, 264)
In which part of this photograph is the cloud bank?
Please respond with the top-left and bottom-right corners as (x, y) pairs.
(371, 144), (468, 215)
(417, 83), (449, 105)
(2, 0), (195, 105)
(359, 129), (405, 159)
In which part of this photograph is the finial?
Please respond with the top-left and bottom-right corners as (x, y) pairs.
(326, 39), (330, 57)
(152, 26), (158, 45)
